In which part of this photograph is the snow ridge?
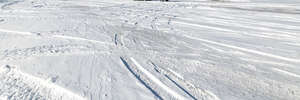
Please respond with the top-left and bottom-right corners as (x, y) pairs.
(1, 44), (103, 61)
(0, 65), (86, 100)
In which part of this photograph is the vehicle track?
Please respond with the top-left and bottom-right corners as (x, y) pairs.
(151, 62), (220, 100)
(1, 0), (23, 9)
(120, 56), (187, 100)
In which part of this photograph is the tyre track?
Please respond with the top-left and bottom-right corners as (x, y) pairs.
(120, 57), (163, 100)
(164, 75), (197, 100)
(151, 62), (220, 100)
(113, 33), (124, 46)
(120, 56), (187, 100)
(130, 57), (187, 100)
(1, 0), (23, 9)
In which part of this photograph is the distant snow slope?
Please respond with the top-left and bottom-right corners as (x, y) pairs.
(0, 0), (299, 100)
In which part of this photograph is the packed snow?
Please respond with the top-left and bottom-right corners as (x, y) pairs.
(0, 0), (299, 100)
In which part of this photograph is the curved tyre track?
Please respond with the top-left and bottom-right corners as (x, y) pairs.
(120, 56), (221, 100)
(120, 56), (188, 100)
(151, 62), (220, 100)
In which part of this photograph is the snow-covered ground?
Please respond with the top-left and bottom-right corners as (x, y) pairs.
(0, 0), (299, 100)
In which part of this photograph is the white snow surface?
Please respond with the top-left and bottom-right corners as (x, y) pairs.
(0, 0), (300, 100)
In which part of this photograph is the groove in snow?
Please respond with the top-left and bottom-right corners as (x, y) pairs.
(130, 57), (187, 100)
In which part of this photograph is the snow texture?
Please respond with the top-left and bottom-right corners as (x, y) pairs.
(0, 0), (299, 100)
